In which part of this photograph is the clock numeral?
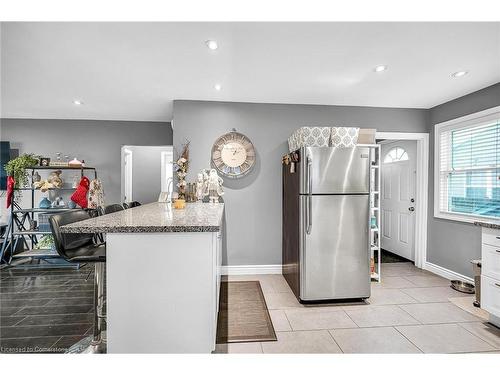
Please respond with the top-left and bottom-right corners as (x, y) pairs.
(240, 162), (250, 171)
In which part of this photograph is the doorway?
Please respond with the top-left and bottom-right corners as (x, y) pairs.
(375, 132), (429, 269)
(121, 145), (173, 204)
(380, 140), (417, 262)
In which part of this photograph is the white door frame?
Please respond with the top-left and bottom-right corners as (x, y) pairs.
(122, 147), (133, 202)
(160, 148), (174, 192)
(376, 132), (429, 269)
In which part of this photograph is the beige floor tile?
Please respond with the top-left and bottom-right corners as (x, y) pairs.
(214, 342), (263, 354)
(449, 296), (489, 320)
(259, 275), (292, 293)
(400, 302), (482, 324)
(343, 305), (420, 327)
(402, 275), (450, 287)
(401, 286), (466, 303)
(396, 324), (495, 353)
(381, 263), (429, 277)
(285, 308), (357, 330)
(459, 322), (500, 349)
(371, 276), (417, 289)
(367, 288), (418, 305)
(330, 327), (421, 353)
(268, 310), (292, 332)
(261, 330), (342, 353)
(263, 291), (303, 309)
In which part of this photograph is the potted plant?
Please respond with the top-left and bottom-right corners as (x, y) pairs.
(4, 153), (40, 189)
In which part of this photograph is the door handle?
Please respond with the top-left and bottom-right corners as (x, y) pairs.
(408, 207), (415, 212)
(306, 155), (312, 235)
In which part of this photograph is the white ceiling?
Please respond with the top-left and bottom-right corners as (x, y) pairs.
(1, 22), (499, 122)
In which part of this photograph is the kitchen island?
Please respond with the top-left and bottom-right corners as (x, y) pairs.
(61, 202), (224, 353)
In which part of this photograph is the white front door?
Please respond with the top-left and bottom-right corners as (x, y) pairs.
(381, 140), (416, 261)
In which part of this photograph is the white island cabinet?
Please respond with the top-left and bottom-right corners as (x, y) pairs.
(61, 202), (224, 353)
(476, 223), (500, 328)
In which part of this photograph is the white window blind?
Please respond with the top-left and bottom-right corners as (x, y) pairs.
(436, 109), (500, 222)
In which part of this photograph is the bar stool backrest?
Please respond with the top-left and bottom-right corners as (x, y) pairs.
(49, 210), (94, 261)
(103, 204), (125, 215)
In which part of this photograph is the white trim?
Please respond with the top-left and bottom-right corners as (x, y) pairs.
(221, 264), (282, 275)
(375, 132), (429, 270)
(433, 106), (500, 225)
(122, 147), (133, 202)
(424, 261), (474, 284)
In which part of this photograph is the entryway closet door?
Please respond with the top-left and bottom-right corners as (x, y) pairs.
(381, 140), (417, 261)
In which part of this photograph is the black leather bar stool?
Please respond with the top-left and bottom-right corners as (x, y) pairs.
(49, 210), (106, 354)
(102, 203), (125, 215)
(123, 201), (141, 209)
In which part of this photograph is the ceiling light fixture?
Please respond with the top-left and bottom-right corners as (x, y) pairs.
(73, 99), (83, 105)
(374, 65), (387, 73)
(206, 40), (218, 50)
(214, 84), (222, 91)
(451, 70), (468, 78)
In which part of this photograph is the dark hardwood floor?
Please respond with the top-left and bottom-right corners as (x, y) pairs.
(0, 264), (100, 353)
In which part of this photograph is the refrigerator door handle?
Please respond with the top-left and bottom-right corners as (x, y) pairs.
(306, 155), (312, 234)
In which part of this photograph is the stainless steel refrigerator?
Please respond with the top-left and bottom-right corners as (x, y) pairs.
(282, 146), (371, 302)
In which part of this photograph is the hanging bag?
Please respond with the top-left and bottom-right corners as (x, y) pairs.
(71, 176), (90, 208)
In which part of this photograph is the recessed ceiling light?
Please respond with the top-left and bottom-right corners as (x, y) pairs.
(214, 84), (222, 91)
(374, 65), (387, 73)
(73, 99), (83, 105)
(451, 70), (468, 78)
(206, 40), (218, 50)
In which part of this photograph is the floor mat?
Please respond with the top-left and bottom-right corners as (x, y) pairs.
(375, 249), (412, 263)
(216, 281), (277, 343)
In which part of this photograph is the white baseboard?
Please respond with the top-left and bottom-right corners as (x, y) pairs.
(423, 261), (474, 284)
(221, 264), (282, 276)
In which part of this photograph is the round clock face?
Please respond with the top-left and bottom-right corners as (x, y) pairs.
(211, 132), (256, 178)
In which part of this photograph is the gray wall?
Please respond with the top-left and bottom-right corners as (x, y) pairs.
(173, 100), (428, 266)
(427, 83), (500, 277)
(0, 118), (173, 207)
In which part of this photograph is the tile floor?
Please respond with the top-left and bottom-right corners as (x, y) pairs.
(216, 262), (500, 354)
(2, 262), (500, 354)
(0, 265), (96, 353)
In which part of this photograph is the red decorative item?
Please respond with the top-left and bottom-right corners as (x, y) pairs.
(6, 176), (15, 208)
(71, 176), (90, 208)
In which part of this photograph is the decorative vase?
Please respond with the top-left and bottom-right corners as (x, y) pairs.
(39, 197), (52, 209)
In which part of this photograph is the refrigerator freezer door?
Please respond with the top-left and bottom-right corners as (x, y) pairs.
(300, 194), (370, 301)
(300, 147), (370, 194)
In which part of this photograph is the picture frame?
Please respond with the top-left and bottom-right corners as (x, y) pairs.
(39, 157), (50, 167)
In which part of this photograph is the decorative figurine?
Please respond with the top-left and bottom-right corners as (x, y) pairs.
(47, 170), (63, 188)
(205, 169), (224, 203)
(195, 173), (205, 202)
(31, 171), (41, 187)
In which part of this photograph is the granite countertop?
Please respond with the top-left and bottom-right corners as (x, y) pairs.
(474, 221), (500, 230)
(60, 202), (224, 233)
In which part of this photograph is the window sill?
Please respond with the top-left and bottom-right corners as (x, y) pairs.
(434, 211), (500, 226)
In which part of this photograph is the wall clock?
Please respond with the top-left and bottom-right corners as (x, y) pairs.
(211, 130), (256, 178)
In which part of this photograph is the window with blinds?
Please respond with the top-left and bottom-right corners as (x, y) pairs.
(435, 108), (500, 222)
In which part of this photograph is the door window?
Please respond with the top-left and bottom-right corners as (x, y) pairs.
(384, 147), (409, 164)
